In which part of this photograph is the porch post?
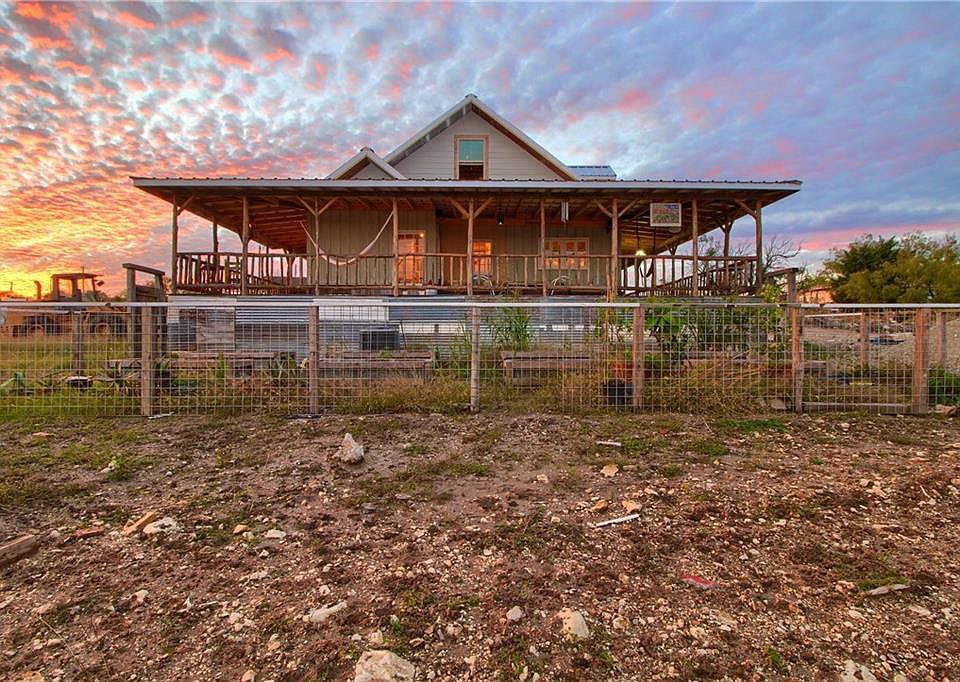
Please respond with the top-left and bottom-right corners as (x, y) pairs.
(721, 221), (731, 289)
(170, 196), (179, 295)
(608, 198), (619, 301)
(540, 199), (547, 297)
(755, 200), (763, 294)
(241, 194), (249, 296)
(211, 218), (219, 284)
(691, 198), (699, 296)
(467, 198), (475, 297)
(391, 198), (399, 296)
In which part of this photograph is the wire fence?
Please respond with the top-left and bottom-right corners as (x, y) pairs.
(1, 300), (957, 417)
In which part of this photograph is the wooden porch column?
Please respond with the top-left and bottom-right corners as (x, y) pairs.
(608, 198), (619, 301)
(241, 194), (249, 296)
(540, 199), (547, 297)
(691, 199), (699, 296)
(467, 198), (475, 297)
(721, 221), (732, 289)
(170, 196), (179, 295)
(754, 200), (763, 294)
(391, 198), (400, 296)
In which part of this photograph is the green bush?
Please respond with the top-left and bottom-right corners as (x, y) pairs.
(929, 369), (960, 405)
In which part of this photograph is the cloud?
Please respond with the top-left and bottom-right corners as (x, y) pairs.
(0, 1), (957, 294)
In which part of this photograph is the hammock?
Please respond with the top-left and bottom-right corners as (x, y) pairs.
(303, 212), (392, 266)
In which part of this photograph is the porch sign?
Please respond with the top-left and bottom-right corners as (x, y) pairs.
(650, 202), (682, 227)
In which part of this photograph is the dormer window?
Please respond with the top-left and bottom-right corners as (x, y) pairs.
(456, 136), (486, 180)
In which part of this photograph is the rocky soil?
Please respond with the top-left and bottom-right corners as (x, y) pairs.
(1, 410), (958, 681)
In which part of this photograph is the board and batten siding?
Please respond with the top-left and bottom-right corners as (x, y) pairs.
(394, 110), (562, 180)
(309, 210), (438, 286)
(351, 163), (392, 180)
(439, 221), (610, 287)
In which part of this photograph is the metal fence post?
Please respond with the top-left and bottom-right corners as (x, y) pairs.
(140, 307), (155, 417)
(631, 305), (644, 410)
(71, 311), (84, 376)
(912, 307), (929, 414)
(308, 304), (320, 414)
(470, 306), (480, 412)
(790, 305), (804, 413)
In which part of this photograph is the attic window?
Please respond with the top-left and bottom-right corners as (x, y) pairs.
(456, 137), (486, 180)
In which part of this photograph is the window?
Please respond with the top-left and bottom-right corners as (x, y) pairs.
(544, 238), (589, 270)
(456, 136), (486, 180)
(397, 233), (424, 285)
(472, 240), (492, 274)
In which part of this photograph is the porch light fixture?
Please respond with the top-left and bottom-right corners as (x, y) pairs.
(496, 213), (504, 226)
(634, 249), (646, 257)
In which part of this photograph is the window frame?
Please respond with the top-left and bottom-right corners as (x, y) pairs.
(454, 134), (488, 180)
(542, 237), (590, 271)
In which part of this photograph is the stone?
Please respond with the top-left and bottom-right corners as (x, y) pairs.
(264, 529), (287, 541)
(307, 601), (347, 624)
(266, 633), (282, 652)
(142, 517), (178, 535)
(600, 463), (619, 477)
(621, 499), (642, 513)
(612, 615), (629, 630)
(122, 511), (159, 536)
(367, 630), (385, 646)
(589, 500), (609, 513)
(354, 650), (416, 682)
(506, 606), (524, 622)
(132, 589), (148, 605)
(241, 671), (256, 682)
(339, 433), (365, 465)
(233, 524), (250, 535)
(558, 608), (590, 641)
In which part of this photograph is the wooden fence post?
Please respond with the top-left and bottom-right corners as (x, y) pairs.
(912, 308), (929, 414)
(859, 312), (869, 367)
(790, 305), (804, 413)
(935, 311), (947, 369)
(631, 305), (644, 410)
(308, 305), (320, 414)
(71, 311), (84, 376)
(470, 306), (481, 412)
(140, 307), (155, 417)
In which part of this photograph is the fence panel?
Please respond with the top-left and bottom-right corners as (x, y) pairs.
(1, 301), (957, 417)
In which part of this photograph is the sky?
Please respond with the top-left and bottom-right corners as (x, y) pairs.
(1, 1), (958, 296)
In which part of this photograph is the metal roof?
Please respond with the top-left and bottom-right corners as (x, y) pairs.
(569, 165), (617, 179)
(131, 177), (801, 191)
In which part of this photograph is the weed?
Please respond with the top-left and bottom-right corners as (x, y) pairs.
(0, 480), (89, 507)
(658, 463), (684, 478)
(689, 438), (729, 460)
(716, 417), (787, 433)
(766, 647), (787, 672)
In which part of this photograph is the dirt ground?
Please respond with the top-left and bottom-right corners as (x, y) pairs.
(1, 410), (959, 681)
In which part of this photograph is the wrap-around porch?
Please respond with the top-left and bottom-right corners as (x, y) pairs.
(132, 179), (800, 299)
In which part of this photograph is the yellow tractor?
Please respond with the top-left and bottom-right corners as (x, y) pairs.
(0, 273), (126, 338)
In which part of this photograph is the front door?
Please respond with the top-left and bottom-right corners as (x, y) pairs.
(397, 233), (424, 285)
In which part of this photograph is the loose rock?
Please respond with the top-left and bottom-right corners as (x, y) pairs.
(339, 433), (365, 464)
(506, 605), (524, 622)
(307, 600), (347, 624)
(354, 650), (416, 682)
(142, 517), (178, 535)
(558, 608), (590, 640)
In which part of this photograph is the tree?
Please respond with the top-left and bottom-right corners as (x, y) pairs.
(823, 233), (960, 303)
(762, 235), (801, 272)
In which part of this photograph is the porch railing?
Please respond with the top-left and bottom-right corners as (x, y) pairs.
(618, 255), (757, 297)
(176, 251), (756, 297)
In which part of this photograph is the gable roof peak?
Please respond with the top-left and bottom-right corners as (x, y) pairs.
(384, 94), (578, 180)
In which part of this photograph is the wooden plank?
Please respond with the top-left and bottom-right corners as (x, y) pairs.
(170, 197), (179, 295)
(859, 312), (869, 367)
(912, 308), (929, 414)
(790, 305), (804, 413)
(308, 305), (320, 414)
(71, 311), (83, 376)
(467, 198), (475, 297)
(608, 198), (618, 301)
(540, 199), (547, 297)
(691, 199), (699, 296)
(140, 307), (156, 417)
(0, 535), (37, 568)
(632, 305), (644, 410)
(470, 306), (480, 412)
(391, 199), (399, 296)
(241, 194), (249, 297)
(936, 311), (948, 368)
(754, 201), (763, 294)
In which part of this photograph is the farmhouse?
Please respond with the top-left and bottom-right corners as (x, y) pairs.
(132, 94), (800, 300)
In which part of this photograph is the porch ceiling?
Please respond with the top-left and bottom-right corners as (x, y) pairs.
(132, 178), (800, 254)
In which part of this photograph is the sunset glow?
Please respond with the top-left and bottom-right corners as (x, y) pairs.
(1, 1), (958, 296)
